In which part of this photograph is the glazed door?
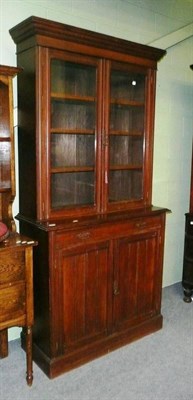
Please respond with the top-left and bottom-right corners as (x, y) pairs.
(54, 240), (111, 354)
(112, 230), (160, 331)
(39, 51), (156, 219)
(46, 50), (103, 219)
(102, 61), (155, 213)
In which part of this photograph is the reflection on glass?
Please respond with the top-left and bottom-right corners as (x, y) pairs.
(51, 134), (95, 168)
(110, 70), (145, 102)
(51, 60), (96, 97)
(51, 172), (94, 208)
(109, 170), (142, 202)
(109, 67), (145, 203)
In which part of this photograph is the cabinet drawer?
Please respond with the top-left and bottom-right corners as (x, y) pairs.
(0, 282), (26, 323)
(0, 250), (25, 285)
(55, 216), (162, 249)
(127, 216), (162, 232)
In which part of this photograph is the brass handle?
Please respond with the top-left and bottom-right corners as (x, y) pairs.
(135, 222), (147, 228)
(77, 231), (91, 240)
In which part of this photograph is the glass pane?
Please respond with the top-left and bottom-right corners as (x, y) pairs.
(51, 60), (96, 97)
(111, 70), (145, 102)
(109, 66), (146, 204)
(51, 100), (95, 130)
(51, 134), (95, 168)
(109, 170), (142, 202)
(0, 80), (10, 138)
(50, 58), (97, 210)
(110, 135), (143, 166)
(0, 142), (11, 189)
(51, 172), (94, 208)
(110, 105), (144, 132)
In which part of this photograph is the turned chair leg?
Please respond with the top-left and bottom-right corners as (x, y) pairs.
(26, 326), (33, 386)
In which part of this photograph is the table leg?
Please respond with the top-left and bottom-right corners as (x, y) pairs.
(0, 329), (8, 358)
(26, 326), (33, 386)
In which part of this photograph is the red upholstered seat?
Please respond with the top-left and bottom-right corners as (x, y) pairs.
(0, 222), (9, 242)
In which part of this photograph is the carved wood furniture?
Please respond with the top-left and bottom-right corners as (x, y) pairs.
(10, 16), (168, 379)
(0, 234), (36, 385)
(0, 65), (37, 385)
(182, 65), (193, 302)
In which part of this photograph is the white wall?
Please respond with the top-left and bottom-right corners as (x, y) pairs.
(0, 0), (193, 340)
(153, 37), (193, 287)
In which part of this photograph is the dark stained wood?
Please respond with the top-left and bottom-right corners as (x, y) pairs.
(10, 16), (168, 378)
(19, 209), (167, 378)
(9, 16), (166, 63)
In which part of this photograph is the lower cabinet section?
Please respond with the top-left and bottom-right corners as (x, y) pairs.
(19, 209), (166, 378)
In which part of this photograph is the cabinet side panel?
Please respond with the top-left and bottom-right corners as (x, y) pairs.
(19, 220), (51, 357)
(17, 49), (36, 219)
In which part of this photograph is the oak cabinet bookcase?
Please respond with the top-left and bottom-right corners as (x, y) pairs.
(10, 16), (168, 378)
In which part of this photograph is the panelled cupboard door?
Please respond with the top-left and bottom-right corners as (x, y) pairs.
(112, 230), (160, 331)
(54, 241), (111, 354)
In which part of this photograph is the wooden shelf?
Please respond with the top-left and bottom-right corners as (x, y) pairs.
(51, 166), (94, 173)
(110, 130), (143, 136)
(110, 164), (142, 171)
(51, 128), (95, 135)
(51, 93), (96, 103)
(111, 98), (144, 107)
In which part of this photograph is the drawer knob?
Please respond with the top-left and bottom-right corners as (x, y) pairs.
(77, 232), (91, 240)
(135, 222), (146, 228)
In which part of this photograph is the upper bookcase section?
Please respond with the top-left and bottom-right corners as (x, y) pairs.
(10, 16), (166, 67)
